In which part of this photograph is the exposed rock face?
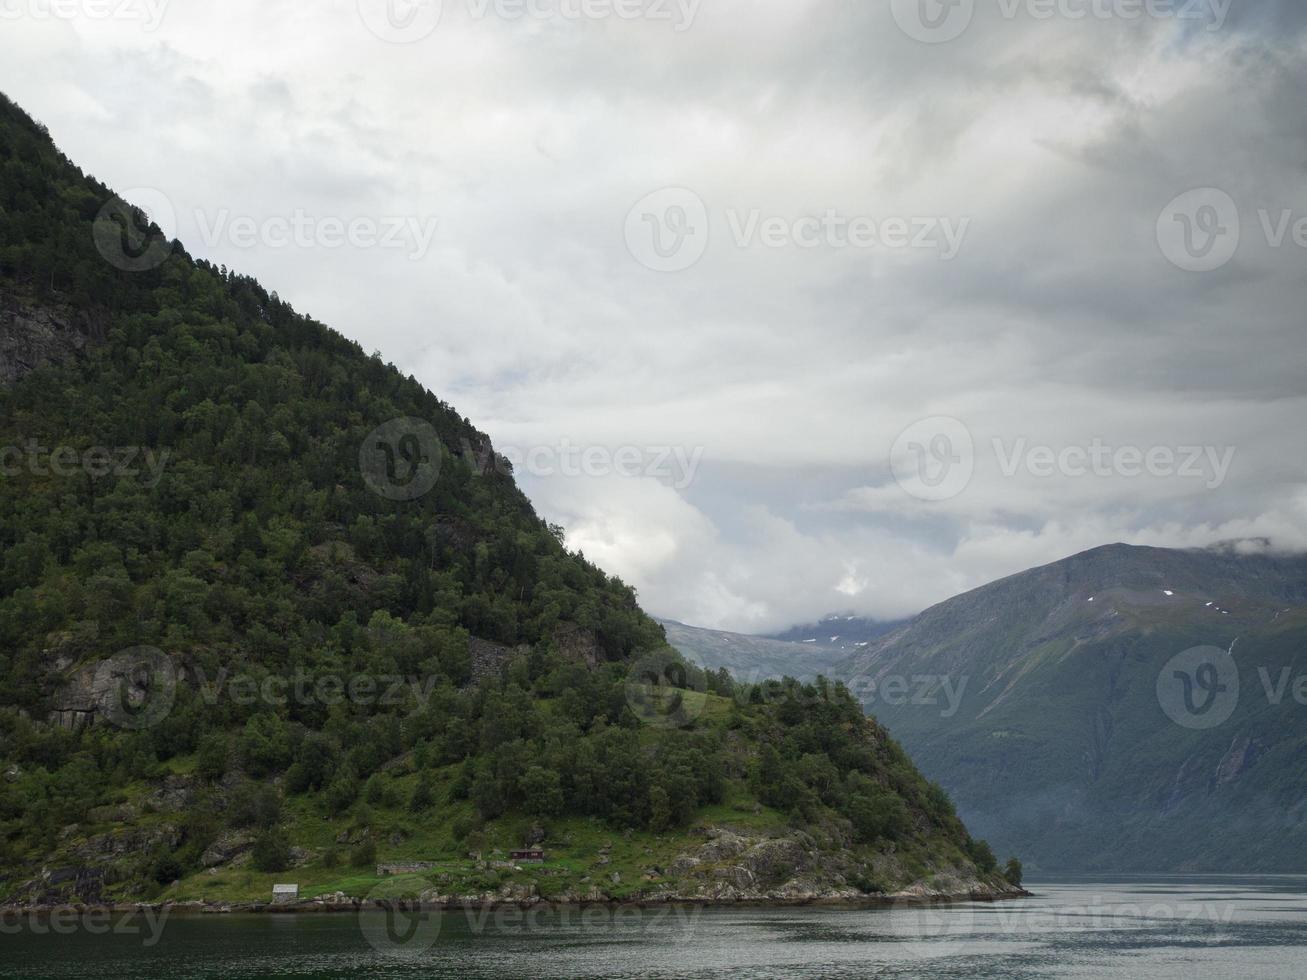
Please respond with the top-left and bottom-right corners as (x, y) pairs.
(0, 290), (104, 385)
(554, 623), (602, 667)
(650, 827), (1011, 904)
(201, 832), (256, 869)
(722, 834), (809, 889)
(668, 854), (702, 876)
(72, 824), (181, 863)
(467, 638), (528, 684)
(85, 804), (139, 825)
(740, 837), (808, 881)
(712, 866), (755, 889)
(46, 660), (109, 731)
(147, 775), (197, 812)
(17, 867), (108, 905)
(458, 434), (499, 476)
(698, 829), (749, 863)
(49, 664), (119, 730)
(47, 650), (179, 731)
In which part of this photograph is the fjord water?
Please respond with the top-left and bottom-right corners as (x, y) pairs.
(4, 877), (1307, 979)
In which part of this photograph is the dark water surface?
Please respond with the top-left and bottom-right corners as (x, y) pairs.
(4, 876), (1307, 978)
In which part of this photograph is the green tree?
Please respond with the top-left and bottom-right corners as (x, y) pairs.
(1003, 857), (1023, 887)
(847, 790), (911, 844)
(519, 766), (564, 817)
(238, 714), (292, 778)
(252, 828), (292, 872)
(195, 732), (229, 781)
(966, 838), (998, 874)
(409, 773), (434, 812)
(350, 837), (377, 869)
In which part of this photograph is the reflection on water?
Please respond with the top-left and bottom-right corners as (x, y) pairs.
(4, 876), (1307, 979)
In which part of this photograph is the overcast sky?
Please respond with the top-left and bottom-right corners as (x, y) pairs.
(3, 0), (1305, 632)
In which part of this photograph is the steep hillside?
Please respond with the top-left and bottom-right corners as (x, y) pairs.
(0, 93), (1017, 908)
(836, 543), (1307, 872)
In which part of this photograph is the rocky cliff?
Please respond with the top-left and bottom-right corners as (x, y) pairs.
(0, 288), (103, 385)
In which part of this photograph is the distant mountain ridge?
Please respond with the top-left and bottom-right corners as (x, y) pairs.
(659, 614), (906, 682)
(766, 616), (905, 652)
(833, 543), (1307, 872)
(656, 618), (848, 681)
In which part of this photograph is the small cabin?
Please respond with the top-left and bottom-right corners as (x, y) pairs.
(509, 849), (545, 864)
(271, 883), (299, 905)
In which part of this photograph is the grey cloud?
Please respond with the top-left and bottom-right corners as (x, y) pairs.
(2, 1), (1304, 631)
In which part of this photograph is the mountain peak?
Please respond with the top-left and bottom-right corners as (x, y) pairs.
(835, 542), (1307, 872)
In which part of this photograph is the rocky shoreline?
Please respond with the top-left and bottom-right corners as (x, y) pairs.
(3, 826), (1030, 917)
(2, 882), (1029, 917)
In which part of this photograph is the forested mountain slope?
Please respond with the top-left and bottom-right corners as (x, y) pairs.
(0, 93), (1017, 907)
